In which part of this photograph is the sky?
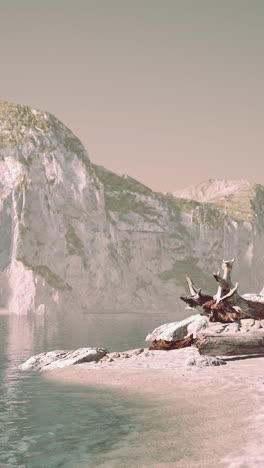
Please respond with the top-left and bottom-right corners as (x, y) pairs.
(1, 0), (264, 193)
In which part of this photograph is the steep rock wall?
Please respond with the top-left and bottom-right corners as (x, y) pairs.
(1, 101), (264, 315)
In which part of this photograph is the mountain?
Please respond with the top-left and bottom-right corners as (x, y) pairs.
(1, 100), (264, 316)
(173, 179), (251, 203)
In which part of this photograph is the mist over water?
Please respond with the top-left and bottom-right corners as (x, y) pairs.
(0, 310), (183, 467)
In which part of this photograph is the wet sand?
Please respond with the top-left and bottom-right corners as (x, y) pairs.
(45, 348), (264, 467)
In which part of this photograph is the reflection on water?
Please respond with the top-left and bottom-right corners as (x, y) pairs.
(0, 310), (182, 467)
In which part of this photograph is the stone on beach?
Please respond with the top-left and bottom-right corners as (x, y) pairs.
(145, 314), (209, 342)
(20, 347), (107, 371)
(185, 355), (226, 367)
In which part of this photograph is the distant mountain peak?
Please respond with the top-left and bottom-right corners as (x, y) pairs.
(173, 179), (251, 203)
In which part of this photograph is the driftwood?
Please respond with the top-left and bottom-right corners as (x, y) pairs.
(149, 334), (194, 351)
(212, 274), (264, 320)
(181, 259), (264, 323)
(180, 276), (213, 309)
(195, 333), (264, 356)
(149, 258), (264, 355)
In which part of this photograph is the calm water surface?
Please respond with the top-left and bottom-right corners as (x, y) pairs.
(0, 310), (183, 467)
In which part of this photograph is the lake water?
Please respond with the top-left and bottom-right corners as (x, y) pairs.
(0, 310), (185, 467)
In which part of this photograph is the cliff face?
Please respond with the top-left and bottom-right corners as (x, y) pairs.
(1, 101), (264, 315)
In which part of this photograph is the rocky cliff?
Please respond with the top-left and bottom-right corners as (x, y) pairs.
(1, 101), (264, 315)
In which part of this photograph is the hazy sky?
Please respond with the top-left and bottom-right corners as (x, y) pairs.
(1, 1), (264, 192)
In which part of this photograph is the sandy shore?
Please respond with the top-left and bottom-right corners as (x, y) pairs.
(45, 348), (264, 467)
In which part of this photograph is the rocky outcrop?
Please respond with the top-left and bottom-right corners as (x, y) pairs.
(2, 100), (264, 315)
(20, 347), (106, 370)
(146, 315), (264, 344)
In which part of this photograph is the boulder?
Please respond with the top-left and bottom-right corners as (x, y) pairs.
(145, 314), (208, 342)
(20, 347), (107, 371)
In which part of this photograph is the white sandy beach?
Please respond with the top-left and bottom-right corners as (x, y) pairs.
(44, 348), (264, 468)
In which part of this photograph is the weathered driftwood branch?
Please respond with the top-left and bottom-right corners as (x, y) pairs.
(180, 276), (213, 310)
(186, 276), (198, 296)
(214, 259), (234, 303)
(180, 258), (264, 323)
(213, 274), (264, 320)
(217, 283), (238, 304)
(195, 333), (264, 356)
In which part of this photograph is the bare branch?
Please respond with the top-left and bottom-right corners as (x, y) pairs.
(213, 274), (229, 290)
(222, 258), (235, 286)
(213, 271), (225, 303)
(223, 258), (235, 265)
(186, 276), (200, 296)
(181, 276), (212, 310)
(216, 283), (238, 304)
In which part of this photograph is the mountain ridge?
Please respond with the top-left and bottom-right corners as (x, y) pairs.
(1, 100), (264, 316)
(173, 179), (252, 203)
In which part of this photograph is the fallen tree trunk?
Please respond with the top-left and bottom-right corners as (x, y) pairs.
(195, 333), (264, 356)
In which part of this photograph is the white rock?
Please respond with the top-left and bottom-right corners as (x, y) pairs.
(187, 316), (211, 337)
(146, 314), (229, 342)
(185, 355), (226, 367)
(145, 314), (205, 342)
(20, 350), (66, 370)
(242, 293), (264, 303)
(20, 347), (107, 371)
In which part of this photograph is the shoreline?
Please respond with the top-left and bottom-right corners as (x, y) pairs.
(44, 348), (264, 467)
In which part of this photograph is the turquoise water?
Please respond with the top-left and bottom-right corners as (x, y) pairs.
(0, 311), (182, 467)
